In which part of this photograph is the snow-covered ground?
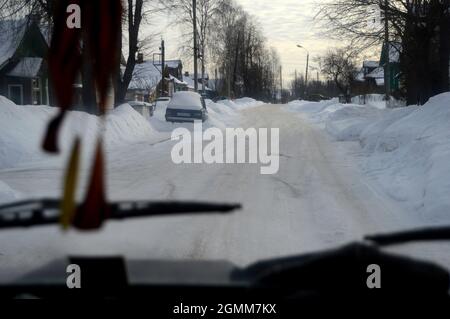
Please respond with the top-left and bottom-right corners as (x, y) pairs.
(286, 93), (450, 224)
(0, 95), (261, 173)
(0, 94), (449, 282)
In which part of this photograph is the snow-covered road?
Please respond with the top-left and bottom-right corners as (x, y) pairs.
(0, 103), (449, 281)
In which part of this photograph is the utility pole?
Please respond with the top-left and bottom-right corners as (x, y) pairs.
(193, 0), (198, 93)
(384, 0), (391, 107)
(214, 68), (218, 93)
(161, 39), (165, 97)
(297, 45), (309, 99)
(201, 46), (206, 96)
(280, 65), (283, 103)
(305, 51), (309, 98)
(294, 69), (297, 98)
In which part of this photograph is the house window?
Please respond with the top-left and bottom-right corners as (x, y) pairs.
(32, 78), (41, 105)
(8, 85), (23, 105)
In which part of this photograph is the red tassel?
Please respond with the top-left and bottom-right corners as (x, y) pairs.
(43, 0), (82, 153)
(85, 0), (123, 113)
(42, 110), (66, 153)
(73, 140), (110, 230)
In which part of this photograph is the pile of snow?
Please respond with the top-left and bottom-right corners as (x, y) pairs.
(149, 97), (263, 132)
(287, 99), (384, 141)
(0, 96), (160, 169)
(0, 96), (264, 170)
(286, 98), (339, 117)
(0, 95), (264, 203)
(351, 94), (387, 109)
(217, 97), (263, 111)
(325, 105), (384, 141)
(286, 93), (450, 223)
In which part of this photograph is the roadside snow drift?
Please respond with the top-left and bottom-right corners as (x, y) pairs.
(287, 93), (450, 223)
(0, 96), (159, 169)
(0, 96), (263, 170)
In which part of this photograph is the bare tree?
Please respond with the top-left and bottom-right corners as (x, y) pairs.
(317, 46), (358, 102)
(207, 0), (281, 101)
(161, 0), (223, 93)
(114, 0), (144, 105)
(318, 0), (450, 105)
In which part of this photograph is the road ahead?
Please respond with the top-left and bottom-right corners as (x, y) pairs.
(0, 104), (446, 281)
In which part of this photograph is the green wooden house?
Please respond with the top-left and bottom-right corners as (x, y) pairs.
(0, 19), (53, 105)
(380, 42), (402, 92)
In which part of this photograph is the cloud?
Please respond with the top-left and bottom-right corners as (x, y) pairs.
(149, 0), (344, 83)
(235, 0), (339, 82)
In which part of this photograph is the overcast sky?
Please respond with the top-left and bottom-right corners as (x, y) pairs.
(154, 0), (344, 85)
(236, 0), (330, 82)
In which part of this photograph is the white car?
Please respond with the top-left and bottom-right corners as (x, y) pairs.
(165, 91), (208, 123)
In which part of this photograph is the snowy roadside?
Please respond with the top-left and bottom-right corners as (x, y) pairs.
(0, 95), (264, 203)
(286, 93), (450, 224)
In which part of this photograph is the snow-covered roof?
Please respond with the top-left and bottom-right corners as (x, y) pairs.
(0, 20), (28, 69)
(182, 75), (213, 91)
(128, 61), (162, 91)
(182, 75), (195, 89)
(169, 74), (187, 85)
(7, 57), (43, 78)
(366, 66), (384, 79)
(153, 59), (182, 69)
(363, 61), (379, 68)
(39, 24), (52, 46)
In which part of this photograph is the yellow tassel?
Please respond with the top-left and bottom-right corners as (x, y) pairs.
(60, 138), (81, 230)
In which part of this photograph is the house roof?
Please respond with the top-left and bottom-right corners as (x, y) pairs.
(0, 20), (28, 69)
(366, 66), (384, 79)
(7, 57), (43, 78)
(363, 61), (379, 68)
(182, 74), (213, 91)
(169, 74), (188, 86)
(154, 59), (182, 69)
(128, 61), (162, 91)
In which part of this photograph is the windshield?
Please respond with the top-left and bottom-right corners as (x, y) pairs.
(0, 0), (450, 288)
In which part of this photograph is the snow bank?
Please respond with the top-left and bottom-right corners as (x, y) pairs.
(0, 96), (159, 169)
(148, 97), (263, 132)
(287, 93), (450, 223)
(217, 97), (263, 111)
(0, 96), (264, 170)
(325, 105), (384, 141)
(351, 94), (387, 109)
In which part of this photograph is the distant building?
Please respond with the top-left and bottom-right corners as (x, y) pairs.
(0, 19), (53, 105)
(153, 59), (184, 80)
(182, 71), (217, 99)
(354, 60), (384, 97)
(126, 56), (187, 102)
(380, 42), (402, 92)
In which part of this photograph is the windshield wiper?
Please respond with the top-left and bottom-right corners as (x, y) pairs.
(0, 199), (241, 229)
(365, 226), (450, 246)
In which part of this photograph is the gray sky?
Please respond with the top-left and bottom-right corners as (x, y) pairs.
(236, 0), (331, 82)
(153, 0), (343, 85)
